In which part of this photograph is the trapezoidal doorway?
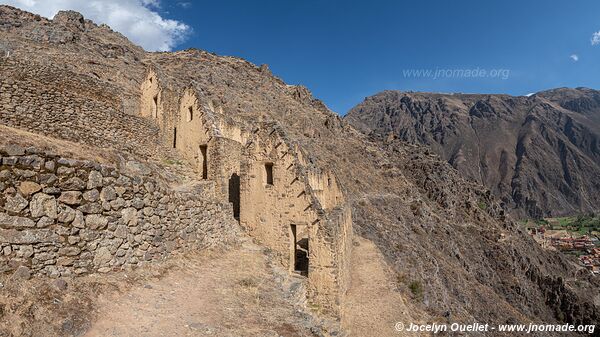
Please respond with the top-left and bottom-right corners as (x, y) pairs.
(228, 173), (240, 220)
(290, 224), (309, 276)
(199, 145), (208, 179)
(152, 94), (158, 118)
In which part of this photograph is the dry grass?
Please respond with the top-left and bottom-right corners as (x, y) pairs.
(0, 125), (118, 164)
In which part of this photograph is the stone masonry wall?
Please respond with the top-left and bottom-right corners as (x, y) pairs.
(0, 145), (239, 278)
(0, 57), (164, 159)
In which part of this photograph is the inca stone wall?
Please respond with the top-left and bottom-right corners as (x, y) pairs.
(0, 57), (162, 159)
(0, 145), (238, 278)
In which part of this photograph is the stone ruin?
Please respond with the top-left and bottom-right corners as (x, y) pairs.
(0, 52), (353, 316)
(139, 69), (353, 315)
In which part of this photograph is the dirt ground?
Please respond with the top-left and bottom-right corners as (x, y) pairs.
(84, 241), (325, 337)
(342, 237), (428, 337)
(1, 233), (429, 337)
(0, 240), (338, 337)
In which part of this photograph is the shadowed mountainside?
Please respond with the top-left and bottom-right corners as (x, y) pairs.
(346, 90), (600, 219)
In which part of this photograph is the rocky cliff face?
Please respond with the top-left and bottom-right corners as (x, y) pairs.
(1, 5), (599, 335)
(346, 90), (600, 218)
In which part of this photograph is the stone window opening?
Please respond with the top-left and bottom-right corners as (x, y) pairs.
(187, 106), (194, 122)
(172, 127), (177, 148)
(199, 145), (208, 179)
(149, 77), (153, 84)
(152, 94), (158, 118)
(264, 162), (274, 186)
(290, 224), (309, 276)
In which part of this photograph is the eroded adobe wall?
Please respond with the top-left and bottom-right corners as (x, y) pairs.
(238, 124), (353, 316)
(0, 145), (239, 278)
(139, 69), (182, 151)
(239, 127), (319, 268)
(0, 58), (163, 159)
(307, 171), (345, 210)
(210, 136), (242, 201)
(156, 87), (244, 201)
(139, 70), (162, 120)
(136, 70), (353, 317)
(306, 207), (352, 314)
(176, 90), (213, 165)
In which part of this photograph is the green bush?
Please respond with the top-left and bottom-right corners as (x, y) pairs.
(408, 280), (424, 299)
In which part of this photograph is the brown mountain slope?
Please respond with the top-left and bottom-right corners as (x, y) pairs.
(346, 90), (600, 218)
(1, 6), (599, 335)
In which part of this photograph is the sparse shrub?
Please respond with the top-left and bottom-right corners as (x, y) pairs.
(557, 311), (565, 322)
(238, 277), (257, 288)
(396, 273), (407, 285)
(162, 158), (183, 166)
(408, 280), (424, 299)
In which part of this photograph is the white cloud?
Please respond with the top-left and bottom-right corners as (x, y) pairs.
(570, 54), (579, 62)
(592, 31), (600, 46)
(177, 2), (192, 9)
(0, 0), (190, 51)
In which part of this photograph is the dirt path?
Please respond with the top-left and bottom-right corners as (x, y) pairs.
(84, 241), (321, 337)
(342, 237), (428, 337)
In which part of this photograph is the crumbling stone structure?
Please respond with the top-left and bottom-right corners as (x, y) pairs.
(0, 145), (238, 277)
(139, 70), (353, 315)
(0, 43), (353, 316)
(0, 57), (161, 158)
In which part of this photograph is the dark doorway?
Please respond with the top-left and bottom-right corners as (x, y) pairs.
(187, 106), (194, 121)
(265, 162), (273, 185)
(152, 94), (158, 118)
(172, 127), (177, 148)
(199, 145), (208, 179)
(290, 224), (309, 276)
(228, 173), (240, 220)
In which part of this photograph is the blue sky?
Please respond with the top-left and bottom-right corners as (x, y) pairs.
(166, 0), (600, 114)
(5, 0), (600, 114)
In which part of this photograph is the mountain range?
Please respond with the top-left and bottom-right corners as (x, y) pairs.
(346, 89), (600, 218)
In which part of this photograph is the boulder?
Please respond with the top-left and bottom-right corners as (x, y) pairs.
(36, 216), (54, 228)
(30, 193), (58, 218)
(11, 265), (31, 280)
(18, 181), (41, 197)
(82, 189), (100, 202)
(85, 214), (108, 230)
(93, 246), (112, 266)
(87, 170), (103, 189)
(77, 202), (102, 214)
(58, 191), (82, 205)
(0, 229), (58, 244)
(57, 206), (76, 223)
(72, 210), (85, 228)
(0, 213), (35, 228)
(58, 246), (81, 256)
(100, 186), (117, 201)
(59, 177), (86, 190)
(4, 194), (28, 213)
